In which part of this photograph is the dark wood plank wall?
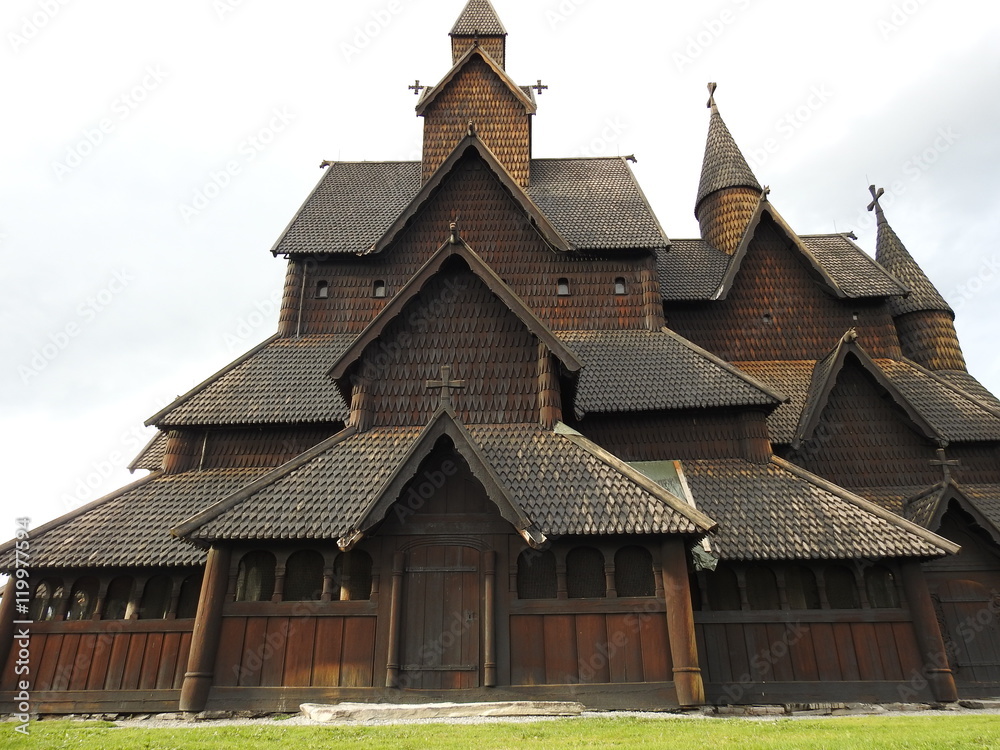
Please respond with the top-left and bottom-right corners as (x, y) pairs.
(665, 216), (903, 362)
(164, 426), (339, 474)
(1, 620), (193, 694)
(281, 154), (660, 337)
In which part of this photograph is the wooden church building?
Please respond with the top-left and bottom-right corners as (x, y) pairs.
(4, 0), (1000, 714)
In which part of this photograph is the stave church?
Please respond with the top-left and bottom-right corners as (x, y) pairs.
(3, 0), (1000, 714)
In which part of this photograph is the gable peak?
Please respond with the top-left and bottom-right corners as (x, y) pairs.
(450, 0), (507, 67)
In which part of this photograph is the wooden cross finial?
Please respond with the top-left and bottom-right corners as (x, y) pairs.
(930, 448), (961, 482)
(532, 80), (548, 95)
(867, 185), (885, 213)
(408, 79), (426, 96)
(707, 82), (718, 110)
(426, 365), (466, 408)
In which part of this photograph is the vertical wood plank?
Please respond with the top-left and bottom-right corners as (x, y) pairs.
(259, 617), (288, 687)
(173, 632), (193, 690)
(85, 632), (115, 691)
(238, 618), (268, 687)
(810, 623), (843, 681)
(156, 633), (181, 690)
(702, 623), (732, 685)
(283, 616), (316, 687)
(120, 633), (148, 691)
(138, 632), (164, 690)
(874, 623), (904, 681)
(788, 624), (819, 682)
(509, 615), (545, 685)
(104, 634), (130, 691)
(341, 617), (376, 687)
(852, 623), (886, 681)
(543, 615), (577, 684)
(51, 634), (81, 691)
(575, 614), (610, 684)
(313, 617), (344, 687)
(638, 610), (671, 682)
(213, 617), (247, 687)
(68, 634), (97, 691)
(832, 623), (861, 681)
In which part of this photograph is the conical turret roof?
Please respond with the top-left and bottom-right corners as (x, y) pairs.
(696, 83), (761, 211)
(450, 0), (507, 36)
(869, 187), (953, 317)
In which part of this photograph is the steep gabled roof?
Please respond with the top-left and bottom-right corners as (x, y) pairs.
(793, 331), (941, 449)
(329, 237), (583, 380)
(416, 44), (533, 116)
(450, 0), (507, 36)
(127, 430), (167, 472)
(680, 457), (959, 560)
(556, 328), (786, 419)
(904, 482), (1000, 548)
(173, 416), (715, 545)
(870, 188), (953, 317)
(696, 86), (762, 211)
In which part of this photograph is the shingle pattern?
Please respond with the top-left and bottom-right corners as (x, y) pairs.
(451, 0), (506, 35)
(556, 330), (780, 418)
(271, 159), (667, 256)
(874, 209), (953, 316)
(732, 361), (816, 444)
(681, 459), (947, 560)
(854, 485), (928, 515)
(156, 335), (354, 427)
(0, 469), (270, 570)
(956, 484), (1000, 532)
(937, 371), (1000, 411)
(904, 486), (945, 528)
(696, 109), (761, 208)
(129, 431), (167, 471)
(190, 423), (702, 541)
(801, 234), (907, 298)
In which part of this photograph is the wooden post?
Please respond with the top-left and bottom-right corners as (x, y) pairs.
(179, 546), (231, 713)
(901, 561), (958, 703)
(660, 539), (705, 706)
(483, 551), (497, 687)
(385, 551), (404, 689)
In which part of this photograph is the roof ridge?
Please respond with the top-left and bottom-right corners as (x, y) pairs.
(450, 0), (507, 36)
(895, 357), (1000, 421)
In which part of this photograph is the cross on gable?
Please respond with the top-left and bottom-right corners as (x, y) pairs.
(532, 80), (548, 95)
(408, 79), (426, 96)
(426, 365), (466, 408)
(930, 448), (962, 482)
(707, 81), (718, 109)
(867, 185), (885, 213)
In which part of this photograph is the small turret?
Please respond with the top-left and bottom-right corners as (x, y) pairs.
(694, 83), (762, 255)
(450, 0), (507, 68)
(868, 186), (966, 372)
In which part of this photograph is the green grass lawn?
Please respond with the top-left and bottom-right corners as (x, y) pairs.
(1, 716), (999, 750)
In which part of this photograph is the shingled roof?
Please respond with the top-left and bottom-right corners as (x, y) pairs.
(175, 418), (713, 544)
(0, 469), (270, 571)
(677, 457), (957, 560)
(658, 233), (907, 303)
(556, 329), (785, 419)
(270, 158), (668, 257)
(127, 430), (167, 472)
(451, 0), (506, 35)
(871, 197), (953, 317)
(696, 92), (761, 210)
(149, 335), (354, 428)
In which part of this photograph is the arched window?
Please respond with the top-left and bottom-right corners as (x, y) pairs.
(566, 547), (606, 598)
(139, 576), (172, 620)
(373, 280), (387, 299)
(30, 579), (63, 622)
(746, 566), (780, 610)
(235, 551), (276, 602)
(615, 546), (655, 597)
(785, 565), (821, 610)
(517, 549), (557, 599)
(706, 565), (741, 611)
(176, 574), (203, 619)
(614, 277), (627, 295)
(315, 280), (329, 299)
(284, 550), (324, 602)
(334, 551), (373, 601)
(66, 577), (99, 621)
(825, 564), (861, 609)
(557, 278), (571, 297)
(865, 566), (900, 609)
(102, 577), (133, 620)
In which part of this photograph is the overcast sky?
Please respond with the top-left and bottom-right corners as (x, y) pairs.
(2, 0), (999, 536)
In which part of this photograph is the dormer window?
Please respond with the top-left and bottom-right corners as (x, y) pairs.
(315, 280), (329, 299)
(557, 278), (570, 297)
(614, 277), (627, 295)
(373, 280), (387, 299)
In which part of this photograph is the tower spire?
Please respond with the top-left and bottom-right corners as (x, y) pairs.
(450, 0), (508, 68)
(868, 186), (966, 371)
(695, 83), (762, 255)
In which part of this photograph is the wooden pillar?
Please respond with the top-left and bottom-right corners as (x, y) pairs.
(901, 561), (958, 702)
(0, 579), (18, 674)
(660, 539), (705, 706)
(385, 551), (404, 689)
(179, 546), (231, 713)
(483, 551), (497, 688)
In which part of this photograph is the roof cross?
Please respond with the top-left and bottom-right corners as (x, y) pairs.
(930, 448), (961, 482)
(532, 80), (548, 95)
(426, 365), (466, 408)
(707, 82), (718, 110)
(867, 184), (885, 213)
(408, 79), (426, 96)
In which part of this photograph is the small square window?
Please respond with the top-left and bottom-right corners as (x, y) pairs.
(373, 280), (387, 299)
(557, 278), (570, 296)
(614, 278), (627, 295)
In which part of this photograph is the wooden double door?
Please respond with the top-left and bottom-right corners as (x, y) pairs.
(398, 544), (494, 690)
